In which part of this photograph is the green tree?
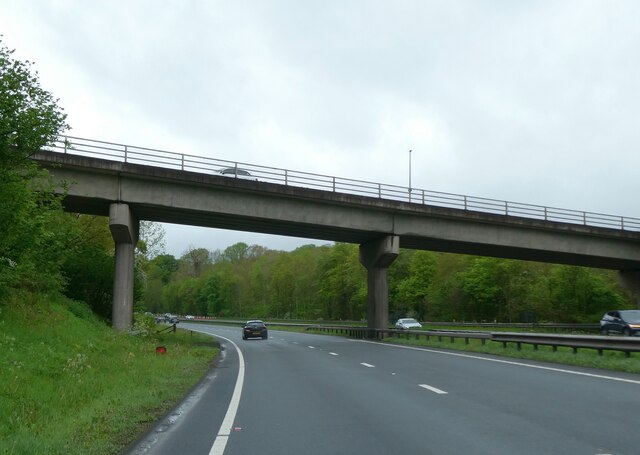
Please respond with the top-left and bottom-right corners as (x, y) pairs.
(427, 254), (471, 321)
(246, 250), (279, 316)
(0, 38), (69, 295)
(199, 265), (239, 317)
(395, 250), (438, 320)
(288, 245), (325, 319)
(219, 242), (250, 263)
(318, 243), (366, 320)
(60, 215), (114, 318)
(543, 265), (625, 323)
(0, 39), (68, 170)
(147, 254), (179, 284)
(269, 254), (296, 318)
(140, 254), (179, 312)
(179, 247), (212, 277)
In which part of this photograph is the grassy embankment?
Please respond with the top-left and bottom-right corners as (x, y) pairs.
(0, 293), (218, 455)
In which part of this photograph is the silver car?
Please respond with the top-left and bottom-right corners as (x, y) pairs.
(395, 318), (422, 330)
(218, 167), (256, 180)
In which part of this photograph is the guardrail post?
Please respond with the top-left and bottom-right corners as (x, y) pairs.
(285, 169), (288, 186)
(124, 145), (128, 163)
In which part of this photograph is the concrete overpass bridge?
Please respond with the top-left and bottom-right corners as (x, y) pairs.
(33, 136), (640, 330)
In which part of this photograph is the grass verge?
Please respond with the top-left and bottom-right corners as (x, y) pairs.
(0, 292), (218, 455)
(376, 333), (640, 374)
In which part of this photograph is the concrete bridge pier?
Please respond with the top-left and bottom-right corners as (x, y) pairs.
(360, 236), (399, 338)
(619, 270), (640, 308)
(109, 203), (139, 330)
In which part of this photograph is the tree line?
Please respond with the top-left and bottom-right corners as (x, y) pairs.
(143, 241), (631, 324)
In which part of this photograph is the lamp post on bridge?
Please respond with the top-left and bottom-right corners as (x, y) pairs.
(409, 149), (413, 197)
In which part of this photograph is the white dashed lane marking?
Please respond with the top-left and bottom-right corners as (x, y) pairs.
(361, 363), (375, 368)
(419, 384), (448, 395)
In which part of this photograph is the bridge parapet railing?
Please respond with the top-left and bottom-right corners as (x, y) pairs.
(45, 136), (640, 232)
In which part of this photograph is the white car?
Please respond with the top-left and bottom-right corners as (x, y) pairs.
(395, 318), (422, 330)
(218, 167), (256, 180)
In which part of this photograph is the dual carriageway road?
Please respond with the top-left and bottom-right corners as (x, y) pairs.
(126, 323), (640, 455)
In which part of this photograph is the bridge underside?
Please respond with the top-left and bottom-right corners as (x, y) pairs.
(61, 192), (640, 271)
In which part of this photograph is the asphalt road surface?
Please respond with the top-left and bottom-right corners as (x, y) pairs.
(125, 323), (640, 455)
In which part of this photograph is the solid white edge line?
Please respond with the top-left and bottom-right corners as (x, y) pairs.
(188, 329), (245, 455)
(419, 384), (448, 395)
(210, 334), (244, 455)
(354, 339), (640, 385)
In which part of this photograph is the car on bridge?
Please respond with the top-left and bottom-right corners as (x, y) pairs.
(600, 310), (640, 336)
(218, 167), (257, 180)
(395, 318), (422, 330)
(242, 320), (268, 340)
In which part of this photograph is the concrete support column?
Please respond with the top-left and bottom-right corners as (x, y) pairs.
(619, 270), (640, 308)
(109, 203), (139, 330)
(359, 235), (399, 337)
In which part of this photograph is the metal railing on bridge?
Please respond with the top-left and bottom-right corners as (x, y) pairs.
(45, 136), (640, 232)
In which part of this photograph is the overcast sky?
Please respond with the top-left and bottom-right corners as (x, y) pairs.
(2, 1), (639, 257)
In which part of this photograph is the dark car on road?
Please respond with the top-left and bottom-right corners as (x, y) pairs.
(156, 313), (179, 324)
(242, 320), (268, 340)
(600, 310), (640, 336)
